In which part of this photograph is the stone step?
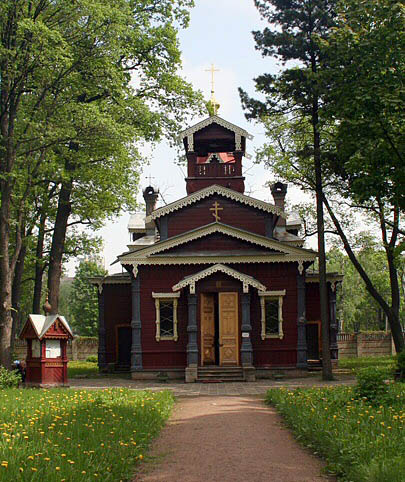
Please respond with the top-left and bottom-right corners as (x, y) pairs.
(197, 366), (245, 382)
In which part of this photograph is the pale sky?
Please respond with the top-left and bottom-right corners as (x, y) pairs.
(76, 0), (307, 275)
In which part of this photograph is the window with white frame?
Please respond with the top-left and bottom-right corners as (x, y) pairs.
(259, 290), (286, 340)
(152, 293), (180, 341)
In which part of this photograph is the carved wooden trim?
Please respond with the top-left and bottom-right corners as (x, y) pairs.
(154, 297), (178, 342)
(172, 263), (266, 293)
(146, 184), (286, 221)
(260, 291), (286, 341)
(119, 223), (315, 262)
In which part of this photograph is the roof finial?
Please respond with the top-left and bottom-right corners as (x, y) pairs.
(43, 292), (52, 315)
(205, 63), (220, 116)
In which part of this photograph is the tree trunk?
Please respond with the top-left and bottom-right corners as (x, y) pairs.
(33, 210), (47, 314)
(312, 104), (333, 381)
(0, 182), (14, 369)
(47, 179), (73, 314)
(11, 242), (27, 350)
(322, 195), (404, 353)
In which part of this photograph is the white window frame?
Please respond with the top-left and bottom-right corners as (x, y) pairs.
(152, 292), (180, 341)
(259, 290), (286, 340)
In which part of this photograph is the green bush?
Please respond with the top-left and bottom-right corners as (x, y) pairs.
(355, 367), (388, 403)
(395, 350), (405, 381)
(0, 366), (21, 388)
(86, 355), (98, 363)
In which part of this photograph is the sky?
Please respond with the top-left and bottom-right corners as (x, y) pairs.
(87, 0), (306, 275)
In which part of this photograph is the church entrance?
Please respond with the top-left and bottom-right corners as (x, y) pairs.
(200, 292), (239, 366)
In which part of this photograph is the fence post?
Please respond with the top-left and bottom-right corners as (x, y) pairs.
(72, 339), (78, 361)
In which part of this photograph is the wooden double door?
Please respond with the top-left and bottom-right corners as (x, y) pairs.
(200, 292), (239, 366)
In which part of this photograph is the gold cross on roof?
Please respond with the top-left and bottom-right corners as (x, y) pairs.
(210, 201), (223, 222)
(205, 63), (219, 95)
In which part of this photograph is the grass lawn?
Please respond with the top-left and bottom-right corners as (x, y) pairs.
(67, 361), (131, 379)
(266, 383), (405, 482)
(338, 356), (396, 373)
(0, 388), (174, 481)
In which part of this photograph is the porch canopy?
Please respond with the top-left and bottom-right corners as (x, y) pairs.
(172, 263), (267, 294)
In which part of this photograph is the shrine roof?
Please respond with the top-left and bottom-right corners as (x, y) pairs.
(25, 314), (73, 340)
(178, 115), (253, 142)
(306, 272), (344, 284)
(146, 184), (287, 222)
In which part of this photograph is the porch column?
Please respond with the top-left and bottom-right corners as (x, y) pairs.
(185, 292), (198, 382)
(97, 289), (107, 371)
(329, 284), (338, 361)
(131, 274), (142, 371)
(241, 292), (256, 381)
(296, 271), (308, 368)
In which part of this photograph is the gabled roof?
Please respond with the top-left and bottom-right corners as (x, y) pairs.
(146, 184), (287, 222)
(172, 264), (266, 293)
(178, 115), (253, 142)
(22, 314), (73, 340)
(118, 222), (317, 264)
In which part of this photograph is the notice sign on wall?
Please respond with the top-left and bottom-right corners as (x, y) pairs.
(32, 339), (41, 358)
(45, 339), (61, 358)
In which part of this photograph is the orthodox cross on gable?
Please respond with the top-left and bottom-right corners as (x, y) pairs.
(210, 201), (223, 221)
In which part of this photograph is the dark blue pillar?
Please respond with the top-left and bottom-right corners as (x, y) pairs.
(296, 271), (308, 368)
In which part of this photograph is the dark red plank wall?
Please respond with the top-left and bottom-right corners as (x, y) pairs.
(166, 195), (269, 238)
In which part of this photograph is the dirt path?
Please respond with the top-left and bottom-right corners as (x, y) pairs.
(134, 396), (335, 482)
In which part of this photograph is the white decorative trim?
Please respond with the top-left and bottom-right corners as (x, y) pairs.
(119, 222), (315, 263)
(206, 153), (222, 163)
(132, 265), (138, 278)
(298, 260), (304, 275)
(152, 292), (181, 299)
(187, 134), (194, 152)
(154, 297), (179, 342)
(190, 282), (195, 294)
(122, 254), (317, 268)
(305, 274), (343, 284)
(258, 290), (286, 297)
(178, 115), (253, 143)
(172, 264), (266, 292)
(260, 291), (286, 340)
(146, 184), (287, 221)
(235, 133), (242, 151)
(97, 281), (104, 294)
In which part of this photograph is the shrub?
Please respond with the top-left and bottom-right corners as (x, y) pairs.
(86, 355), (98, 363)
(355, 367), (388, 403)
(0, 366), (21, 388)
(395, 350), (405, 382)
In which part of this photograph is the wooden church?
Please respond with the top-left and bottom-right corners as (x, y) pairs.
(93, 114), (341, 382)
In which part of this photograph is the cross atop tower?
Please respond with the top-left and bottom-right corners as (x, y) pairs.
(205, 63), (220, 115)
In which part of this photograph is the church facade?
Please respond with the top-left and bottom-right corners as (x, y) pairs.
(93, 115), (341, 382)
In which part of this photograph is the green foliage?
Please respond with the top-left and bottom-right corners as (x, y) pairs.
(355, 367), (389, 404)
(69, 261), (107, 337)
(67, 361), (100, 379)
(396, 351), (405, 381)
(339, 356), (395, 373)
(0, 367), (21, 389)
(266, 384), (405, 481)
(85, 355), (98, 363)
(0, 388), (174, 480)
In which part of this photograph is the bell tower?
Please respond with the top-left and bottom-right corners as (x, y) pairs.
(178, 115), (253, 194)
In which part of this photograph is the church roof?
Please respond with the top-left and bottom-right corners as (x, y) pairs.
(178, 115), (253, 143)
(128, 213), (145, 232)
(118, 221), (317, 265)
(172, 264), (266, 293)
(146, 184), (287, 222)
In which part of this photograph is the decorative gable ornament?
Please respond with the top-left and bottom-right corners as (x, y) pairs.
(172, 264), (267, 294)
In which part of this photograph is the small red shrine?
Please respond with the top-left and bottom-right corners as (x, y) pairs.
(20, 312), (73, 387)
(93, 113), (342, 382)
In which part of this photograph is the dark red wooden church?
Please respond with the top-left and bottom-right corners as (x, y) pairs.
(93, 115), (341, 381)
